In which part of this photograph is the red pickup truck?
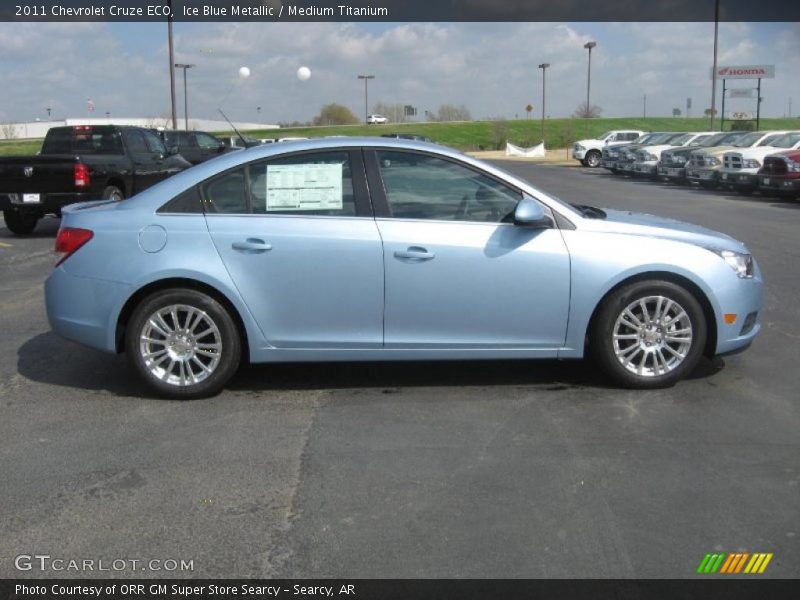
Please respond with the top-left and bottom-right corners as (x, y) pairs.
(758, 149), (800, 198)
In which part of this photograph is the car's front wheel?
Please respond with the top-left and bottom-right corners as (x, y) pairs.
(590, 280), (707, 388)
(585, 150), (601, 168)
(126, 289), (241, 399)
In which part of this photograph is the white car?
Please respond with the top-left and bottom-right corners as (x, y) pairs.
(573, 130), (645, 167)
(719, 131), (800, 191)
(367, 114), (388, 125)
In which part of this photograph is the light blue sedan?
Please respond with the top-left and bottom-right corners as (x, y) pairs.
(45, 138), (763, 398)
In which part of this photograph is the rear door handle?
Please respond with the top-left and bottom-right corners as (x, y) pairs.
(232, 238), (272, 253)
(394, 246), (435, 261)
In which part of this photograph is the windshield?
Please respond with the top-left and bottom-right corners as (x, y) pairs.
(689, 134), (712, 146)
(633, 133), (657, 144)
(598, 131), (615, 140)
(669, 133), (693, 146)
(733, 132), (767, 147)
(768, 132), (800, 148)
(648, 133), (678, 144)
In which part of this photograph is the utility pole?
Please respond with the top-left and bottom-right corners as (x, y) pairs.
(357, 75), (375, 124)
(538, 63), (549, 142)
(167, 0), (177, 130)
(710, 0), (720, 130)
(643, 94), (647, 119)
(583, 41), (596, 137)
(175, 63), (196, 130)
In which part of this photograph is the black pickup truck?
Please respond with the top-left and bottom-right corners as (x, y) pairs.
(0, 125), (191, 234)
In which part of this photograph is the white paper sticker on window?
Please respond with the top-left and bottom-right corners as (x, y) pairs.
(266, 163), (343, 211)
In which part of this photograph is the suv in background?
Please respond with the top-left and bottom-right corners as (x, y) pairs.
(657, 131), (747, 183)
(757, 149), (800, 198)
(572, 130), (644, 168)
(631, 132), (714, 178)
(158, 130), (233, 165)
(367, 114), (389, 124)
(601, 132), (661, 172)
(615, 133), (684, 176)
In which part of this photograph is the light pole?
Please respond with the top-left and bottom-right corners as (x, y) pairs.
(583, 41), (596, 137)
(175, 63), (196, 130)
(538, 63), (549, 142)
(710, 0), (720, 130)
(357, 75), (375, 124)
(167, 0), (177, 130)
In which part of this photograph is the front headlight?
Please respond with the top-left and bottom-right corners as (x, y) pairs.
(742, 159), (761, 169)
(645, 153), (658, 161)
(575, 144), (584, 151)
(787, 160), (800, 173)
(673, 155), (687, 165)
(706, 248), (754, 278)
(705, 156), (721, 166)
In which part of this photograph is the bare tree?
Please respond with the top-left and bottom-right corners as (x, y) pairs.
(434, 104), (472, 122)
(313, 103), (359, 126)
(372, 102), (409, 124)
(572, 102), (603, 118)
(0, 122), (19, 140)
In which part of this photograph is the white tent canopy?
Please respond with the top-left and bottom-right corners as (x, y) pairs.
(505, 141), (545, 158)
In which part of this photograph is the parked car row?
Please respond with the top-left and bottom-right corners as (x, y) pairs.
(590, 129), (800, 198)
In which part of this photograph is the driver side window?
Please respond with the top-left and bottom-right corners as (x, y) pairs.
(376, 151), (521, 223)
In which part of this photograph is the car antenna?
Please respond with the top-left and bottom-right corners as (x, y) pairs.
(218, 108), (248, 148)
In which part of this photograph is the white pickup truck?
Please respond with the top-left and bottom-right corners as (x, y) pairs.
(572, 130), (645, 167)
(719, 131), (800, 192)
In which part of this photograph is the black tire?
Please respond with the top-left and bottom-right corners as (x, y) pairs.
(125, 288), (242, 399)
(585, 150), (601, 168)
(101, 185), (124, 201)
(3, 209), (39, 235)
(590, 280), (707, 389)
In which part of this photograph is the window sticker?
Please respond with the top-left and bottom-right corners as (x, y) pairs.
(266, 163), (343, 211)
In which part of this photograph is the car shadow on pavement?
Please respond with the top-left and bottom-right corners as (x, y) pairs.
(18, 331), (726, 398)
(0, 216), (61, 239)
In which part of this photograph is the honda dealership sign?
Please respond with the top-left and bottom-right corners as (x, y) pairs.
(711, 65), (775, 79)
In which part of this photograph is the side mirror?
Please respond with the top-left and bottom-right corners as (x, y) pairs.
(514, 197), (551, 228)
(218, 142), (226, 153)
(167, 145), (180, 156)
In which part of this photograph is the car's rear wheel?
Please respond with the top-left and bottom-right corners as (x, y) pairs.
(585, 150), (601, 168)
(3, 209), (39, 235)
(126, 289), (241, 399)
(590, 280), (707, 388)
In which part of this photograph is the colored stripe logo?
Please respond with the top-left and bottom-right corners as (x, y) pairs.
(697, 552), (773, 574)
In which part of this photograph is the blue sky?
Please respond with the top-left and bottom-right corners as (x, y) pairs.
(1, 22), (797, 125)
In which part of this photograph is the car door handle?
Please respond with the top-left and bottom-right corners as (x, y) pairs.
(394, 247), (435, 261)
(232, 238), (272, 253)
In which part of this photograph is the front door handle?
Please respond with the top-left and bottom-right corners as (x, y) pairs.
(232, 238), (272, 253)
(394, 246), (435, 261)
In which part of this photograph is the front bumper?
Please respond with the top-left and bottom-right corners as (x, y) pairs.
(657, 164), (687, 179)
(616, 160), (635, 173)
(719, 169), (758, 187)
(713, 268), (764, 356)
(45, 266), (132, 354)
(601, 159), (619, 170)
(572, 148), (587, 160)
(758, 174), (800, 195)
(685, 167), (718, 183)
(633, 161), (658, 175)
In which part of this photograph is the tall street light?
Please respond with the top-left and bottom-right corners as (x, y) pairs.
(709, 0), (720, 130)
(167, 0), (177, 130)
(583, 41), (596, 137)
(538, 63), (550, 142)
(175, 63), (196, 131)
(357, 75), (375, 124)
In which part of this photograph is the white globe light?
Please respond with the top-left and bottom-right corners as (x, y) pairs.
(297, 66), (311, 81)
(239, 66), (251, 79)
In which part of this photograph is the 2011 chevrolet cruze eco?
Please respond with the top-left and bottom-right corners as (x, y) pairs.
(44, 138), (763, 398)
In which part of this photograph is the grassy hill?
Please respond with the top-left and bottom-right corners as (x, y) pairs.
(2, 117), (799, 156)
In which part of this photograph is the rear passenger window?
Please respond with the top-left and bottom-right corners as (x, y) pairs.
(202, 168), (247, 214)
(248, 151), (356, 217)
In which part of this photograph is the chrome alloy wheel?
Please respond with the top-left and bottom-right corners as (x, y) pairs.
(139, 304), (222, 387)
(612, 295), (693, 377)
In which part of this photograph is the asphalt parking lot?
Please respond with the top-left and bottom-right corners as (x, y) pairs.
(0, 165), (798, 579)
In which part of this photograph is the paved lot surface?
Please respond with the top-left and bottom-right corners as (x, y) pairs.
(0, 167), (798, 579)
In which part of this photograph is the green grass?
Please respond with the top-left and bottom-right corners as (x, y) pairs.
(0, 138), (42, 156)
(2, 117), (798, 156)
(231, 117), (800, 152)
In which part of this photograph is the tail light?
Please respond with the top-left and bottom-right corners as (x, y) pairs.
(55, 227), (93, 266)
(74, 162), (91, 188)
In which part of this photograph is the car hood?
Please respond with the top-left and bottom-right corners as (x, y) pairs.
(591, 208), (748, 252)
(692, 145), (738, 157)
(725, 145), (794, 160)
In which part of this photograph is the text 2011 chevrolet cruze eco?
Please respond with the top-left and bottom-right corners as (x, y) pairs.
(45, 138), (763, 398)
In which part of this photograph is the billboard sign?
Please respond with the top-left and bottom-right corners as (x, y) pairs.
(711, 65), (775, 79)
(730, 111), (755, 120)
